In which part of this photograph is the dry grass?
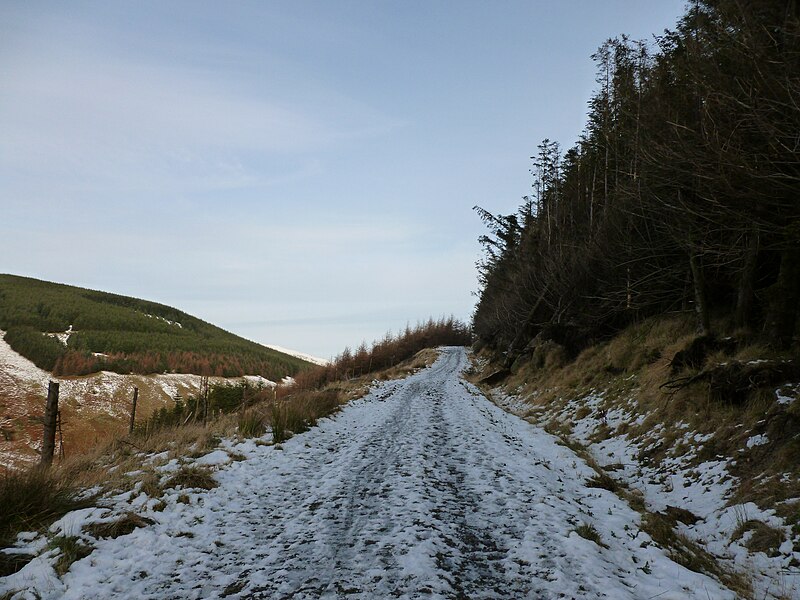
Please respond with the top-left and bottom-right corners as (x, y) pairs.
(480, 312), (799, 518)
(163, 465), (217, 491)
(585, 472), (622, 493)
(0, 550), (35, 577)
(641, 513), (751, 597)
(84, 512), (155, 540)
(51, 535), (92, 576)
(49, 416), (236, 496)
(574, 523), (607, 548)
(0, 467), (92, 550)
(270, 388), (342, 443)
(237, 408), (267, 438)
(470, 312), (800, 598)
(731, 520), (786, 556)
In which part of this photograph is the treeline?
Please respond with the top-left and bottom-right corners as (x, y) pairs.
(473, 1), (800, 361)
(0, 275), (310, 378)
(50, 350), (298, 380)
(293, 317), (471, 390)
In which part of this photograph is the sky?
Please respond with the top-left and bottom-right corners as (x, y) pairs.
(1, 1), (687, 360)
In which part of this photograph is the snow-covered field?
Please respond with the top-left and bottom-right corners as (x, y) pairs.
(2, 348), (736, 599)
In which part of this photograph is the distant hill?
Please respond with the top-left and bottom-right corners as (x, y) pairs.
(0, 274), (311, 380)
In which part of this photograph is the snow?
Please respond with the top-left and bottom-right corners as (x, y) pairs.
(1, 348), (736, 599)
(140, 313), (183, 328)
(746, 434), (769, 448)
(776, 384), (798, 405)
(266, 344), (329, 366)
(193, 449), (231, 466)
(0, 330), (52, 390)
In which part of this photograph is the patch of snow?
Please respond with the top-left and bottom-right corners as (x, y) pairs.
(155, 459), (180, 474)
(776, 385), (798, 405)
(193, 450), (230, 467)
(0, 330), (52, 390)
(140, 313), (182, 328)
(265, 344), (329, 366)
(746, 434), (769, 448)
(241, 375), (275, 388)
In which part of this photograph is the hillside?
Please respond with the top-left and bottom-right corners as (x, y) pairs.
(0, 274), (316, 470)
(0, 274), (311, 379)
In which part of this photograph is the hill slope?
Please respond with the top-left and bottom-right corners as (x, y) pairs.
(0, 274), (311, 380)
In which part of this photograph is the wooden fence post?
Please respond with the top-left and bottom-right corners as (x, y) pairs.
(129, 387), (139, 434)
(41, 381), (59, 466)
(201, 376), (209, 425)
(57, 410), (65, 460)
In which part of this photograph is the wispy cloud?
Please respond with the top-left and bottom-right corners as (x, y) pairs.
(0, 22), (400, 196)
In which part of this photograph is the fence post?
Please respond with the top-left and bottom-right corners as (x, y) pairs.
(201, 376), (209, 425)
(41, 381), (59, 466)
(129, 387), (139, 434)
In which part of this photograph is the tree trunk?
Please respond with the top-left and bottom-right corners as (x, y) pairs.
(505, 285), (549, 367)
(735, 226), (759, 329)
(767, 245), (800, 349)
(689, 252), (711, 335)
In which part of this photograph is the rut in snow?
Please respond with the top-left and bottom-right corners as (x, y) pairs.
(4, 347), (736, 600)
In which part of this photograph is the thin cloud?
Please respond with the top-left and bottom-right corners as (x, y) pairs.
(1, 42), (400, 195)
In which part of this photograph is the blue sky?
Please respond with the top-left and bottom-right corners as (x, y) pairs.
(1, 1), (686, 360)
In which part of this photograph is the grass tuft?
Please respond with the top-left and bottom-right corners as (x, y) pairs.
(585, 472), (622, 493)
(270, 389), (341, 443)
(238, 409), (267, 438)
(51, 536), (92, 576)
(0, 467), (90, 550)
(731, 519), (786, 555)
(574, 523), (607, 548)
(84, 512), (155, 540)
(163, 466), (217, 491)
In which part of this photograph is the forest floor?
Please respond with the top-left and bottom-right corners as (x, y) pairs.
(2, 347), (738, 599)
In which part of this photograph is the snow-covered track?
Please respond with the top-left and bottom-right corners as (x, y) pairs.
(4, 347), (736, 599)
